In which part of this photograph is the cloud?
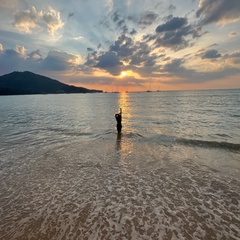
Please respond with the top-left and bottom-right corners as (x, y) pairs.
(161, 57), (240, 85)
(13, 6), (38, 33)
(13, 6), (64, 36)
(110, 10), (129, 34)
(152, 16), (206, 51)
(168, 4), (176, 12)
(201, 49), (221, 59)
(129, 42), (155, 67)
(85, 51), (98, 67)
(68, 12), (74, 20)
(87, 48), (94, 52)
(156, 17), (187, 33)
(67, 75), (115, 86)
(196, 0), (240, 25)
(129, 29), (137, 35)
(81, 20), (206, 77)
(112, 11), (120, 23)
(15, 45), (26, 58)
(109, 34), (135, 58)
(229, 32), (237, 38)
(0, 0), (26, 10)
(71, 36), (84, 41)
(224, 51), (240, 64)
(0, 46), (28, 74)
(28, 50), (42, 60)
(0, 43), (3, 52)
(228, 51), (240, 59)
(0, 46), (81, 76)
(155, 25), (192, 50)
(80, 33), (159, 77)
(40, 51), (79, 71)
(67, 74), (144, 88)
(139, 11), (158, 25)
(95, 52), (123, 76)
(163, 59), (188, 74)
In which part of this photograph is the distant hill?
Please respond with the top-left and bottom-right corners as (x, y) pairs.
(0, 71), (102, 95)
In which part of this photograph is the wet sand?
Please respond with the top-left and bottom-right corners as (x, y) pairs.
(0, 138), (239, 240)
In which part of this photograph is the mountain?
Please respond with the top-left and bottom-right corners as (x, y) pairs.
(0, 71), (102, 95)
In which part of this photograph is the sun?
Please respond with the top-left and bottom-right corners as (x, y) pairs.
(120, 71), (127, 78)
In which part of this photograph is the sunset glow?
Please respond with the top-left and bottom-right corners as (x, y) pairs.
(120, 71), (127, 78)
(0, 0), (240, 91)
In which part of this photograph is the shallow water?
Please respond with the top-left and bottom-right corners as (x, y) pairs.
(0, 90), (240, 239)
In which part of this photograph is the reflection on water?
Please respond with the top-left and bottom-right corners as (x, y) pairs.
(118, 92), (132, 132)
(116, 132), (122, 151)
(115, 132), (122, 162)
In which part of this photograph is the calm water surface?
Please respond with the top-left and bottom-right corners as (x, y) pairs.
(0, 90), (240, 239)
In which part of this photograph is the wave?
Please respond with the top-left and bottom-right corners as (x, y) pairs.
(230, 114), (240, 118)
(177, 138), (240, 151)
(140, 133), (240, 151)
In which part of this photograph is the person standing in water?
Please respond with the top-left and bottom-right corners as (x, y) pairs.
(115, 108), (122, 133)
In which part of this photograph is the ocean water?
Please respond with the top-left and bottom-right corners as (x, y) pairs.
(0, 89), (240, 240)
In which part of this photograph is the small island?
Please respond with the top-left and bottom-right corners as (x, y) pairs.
(0, 71), (102, 95)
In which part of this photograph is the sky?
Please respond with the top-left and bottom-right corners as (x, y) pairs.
(0, 0), (240, 92)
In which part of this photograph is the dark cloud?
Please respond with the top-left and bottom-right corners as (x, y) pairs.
(202, 49), (221, 59)
(156, 17), (187, 33)
(162, 14), (174, 22)
(153, 16), (205, 51)
(68, 75), (115, 86)
(87, 47), (94, 52)
(40, 51), (76, 71)
(228, 51), (240, 58)
(196, 0), (240, 25)
(81, 31), (159, 77)
(109, 10), (129, 34)
(85, 51), (98, 66)
(0, 48), (25, 74)
(68, 12), (74, 20)
(109, 35), (135, 58)
(168, 4), (176, 12)
(139, 11), (158, 25)
(95, 51), (123, 76)
(112, 11), (120, 22)
(155, 25), (192, 50)
(229, 32), (237, 38)
(120, 22), (128, 34)
(0, 46), (43, 75)
(118, 19), (125, 27)
(224, 51), (240, 64)
(129, 29), (137, 35)
(129, 42), (155, 67)
(192, 27), (206, 38)
(163, 59), (187, 73)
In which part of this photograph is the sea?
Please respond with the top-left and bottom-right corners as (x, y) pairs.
(0, 89), (240, 240)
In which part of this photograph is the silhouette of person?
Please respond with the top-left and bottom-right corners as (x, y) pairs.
(115, 108), (122, 133)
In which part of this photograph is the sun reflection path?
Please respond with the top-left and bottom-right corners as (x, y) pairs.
(117, 92), (132, 128)
(115, 92), (134, 162)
